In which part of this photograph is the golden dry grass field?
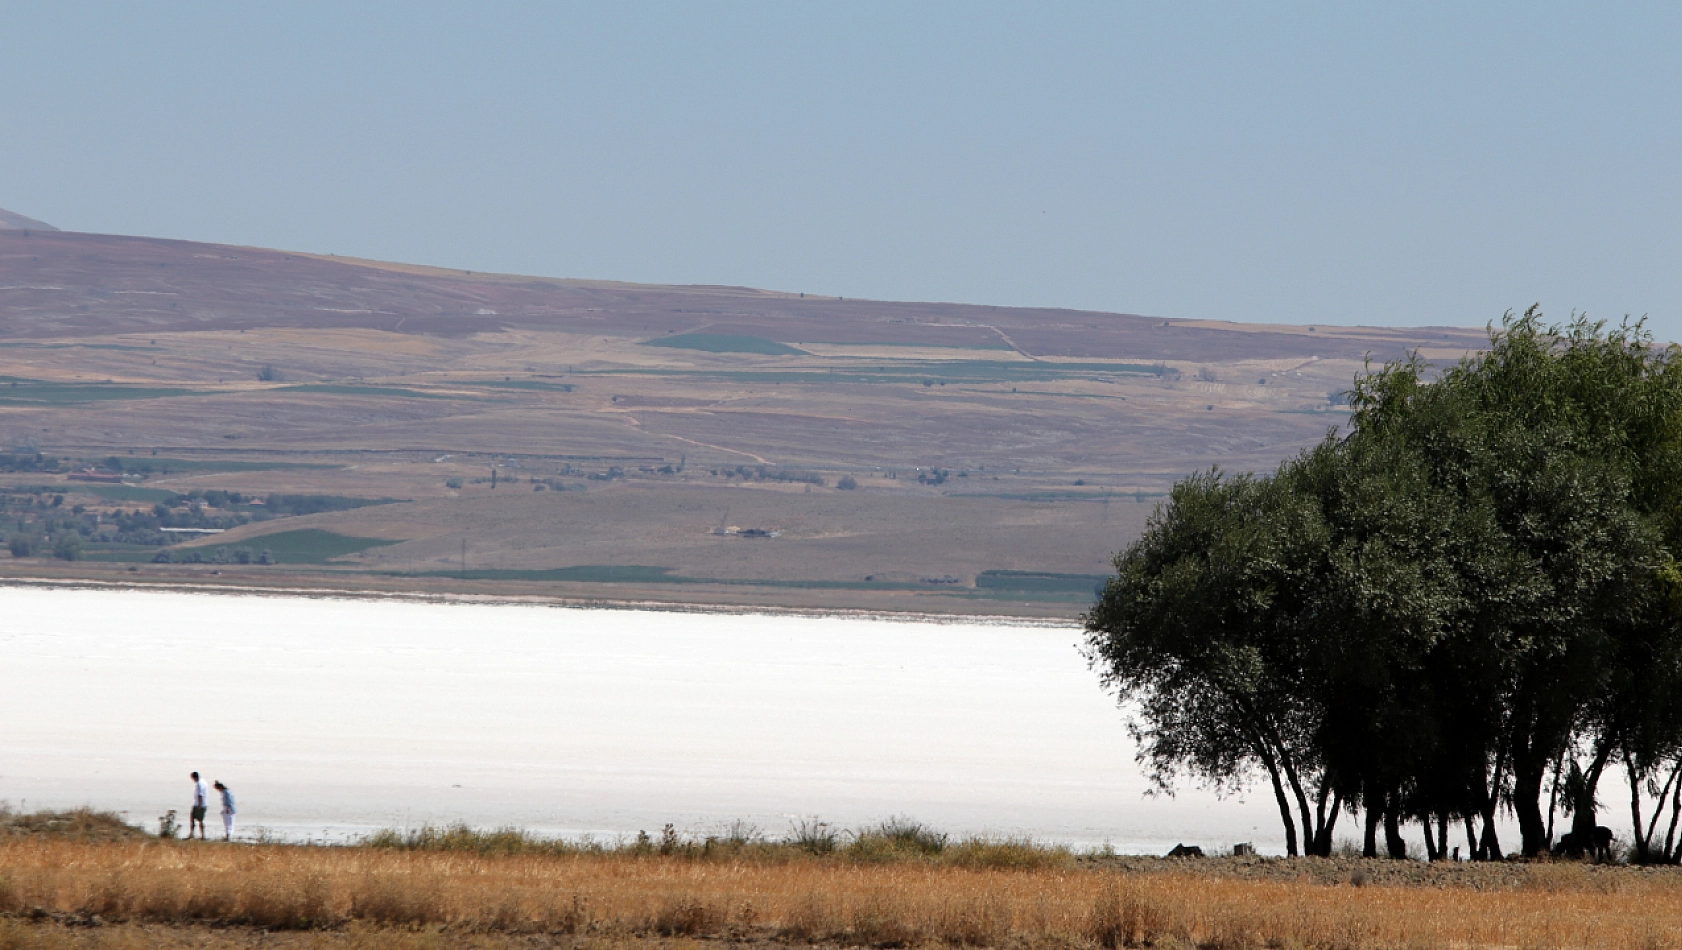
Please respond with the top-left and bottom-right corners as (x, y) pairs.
(4, 835), (1682, 950)
(0, 228), (1490, 616)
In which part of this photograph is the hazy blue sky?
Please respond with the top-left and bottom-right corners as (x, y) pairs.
(3, 3), (1677, 335)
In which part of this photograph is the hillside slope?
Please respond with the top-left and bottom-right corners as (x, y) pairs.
(0, 207), (57, 231)
(0, 227), (1485, 615)
(0, 229), (1479, 360)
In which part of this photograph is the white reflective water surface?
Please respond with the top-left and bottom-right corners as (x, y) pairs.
(1, 586), (1281, 853)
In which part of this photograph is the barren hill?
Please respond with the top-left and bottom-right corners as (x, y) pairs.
(0, 227), (1486, 615)
(0, 207), (57, 232)
(0, 229), (1478, 362)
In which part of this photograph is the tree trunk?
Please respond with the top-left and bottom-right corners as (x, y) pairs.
(1571, 741), (1615, 848)
(1236, 699), (1301, 858)
(1641, 761), (1681, 862)
(1546, 749), (1564, 846)
(1383, 792), (1407, 859)
(1262, 757), (1299, 857)
(1665, 761), (1682, 862)
(1512, 747), (1550, 857)
(1277, 753), (1317, 860)
(1438, 815), (1450, 861)
(1314, 780), (1329, 844)
(1627, 751), (1649, 863)
(1479, 805), (1504, 859)
(1475, 751), (1506, 860)
(1312, 792), (1344, 857)
(1309, 780), (1336, 857)
(1364, 801), (1381, 858)
(1422, 812), (1439, 861)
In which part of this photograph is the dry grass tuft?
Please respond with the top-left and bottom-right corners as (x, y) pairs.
(1086, 886), (1171, 949)
(648, 895), (731, 936)
(0, 807), (144, 844)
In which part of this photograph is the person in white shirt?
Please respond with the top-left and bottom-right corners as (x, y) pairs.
(213, 781), (236, 841)
(188, 771), (209, 839)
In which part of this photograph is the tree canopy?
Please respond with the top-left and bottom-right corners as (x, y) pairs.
(1085, 309), (1682, 859)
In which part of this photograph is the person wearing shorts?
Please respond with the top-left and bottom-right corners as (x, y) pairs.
(189, 771), (209, 839)
(214, 781), (236, 841)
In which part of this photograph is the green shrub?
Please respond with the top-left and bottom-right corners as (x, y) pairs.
(791, 818), (838, 855)
(358, 817), (1077, 869)
(364, 824), (587, 857)
(846, 817), (948, 861)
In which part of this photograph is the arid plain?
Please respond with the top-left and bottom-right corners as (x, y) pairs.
(6, 818), (1682, 950)
(0, 224), (1486, 616)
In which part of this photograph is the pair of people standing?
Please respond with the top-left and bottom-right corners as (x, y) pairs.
(188, 771), (237, 840)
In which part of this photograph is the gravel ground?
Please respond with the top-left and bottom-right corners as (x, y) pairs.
(1082, 853), (1682, 889)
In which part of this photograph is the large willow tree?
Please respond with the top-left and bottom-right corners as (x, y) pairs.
(1086, 310), (1682, 858)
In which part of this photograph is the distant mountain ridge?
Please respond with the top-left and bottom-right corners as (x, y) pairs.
(0, 227), (1486, 362)
(0, 207), (57, 231)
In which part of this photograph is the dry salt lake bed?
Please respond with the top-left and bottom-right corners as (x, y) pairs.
(0, 584), (1281, 853)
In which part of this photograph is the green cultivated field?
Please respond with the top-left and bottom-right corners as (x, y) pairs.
(204, 528), (401, 564)
(53, 484), (180, 503)
(643, 333), (808, 355)
(468, 379), (577, 392)
(588, 359), (1168, 386)
(401, 564), (1095, 599)
(276, 384), (452, 399)
(974, 570), (1112, 595)
(128, 457), (341, 473)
